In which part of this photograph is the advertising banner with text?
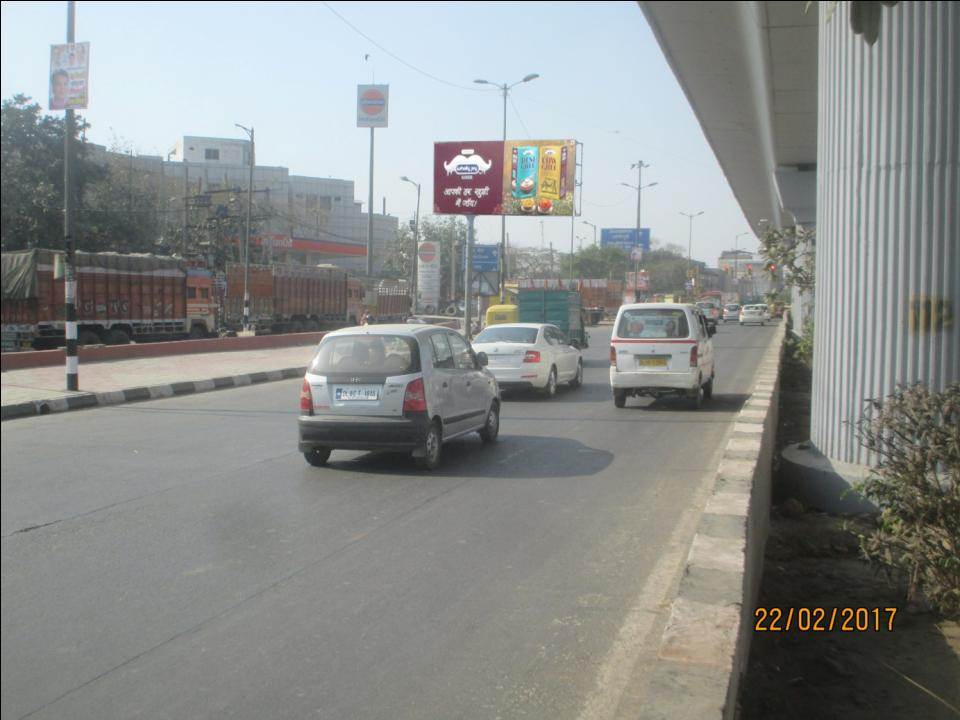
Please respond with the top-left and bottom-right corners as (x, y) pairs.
(434, 140), (577, 216)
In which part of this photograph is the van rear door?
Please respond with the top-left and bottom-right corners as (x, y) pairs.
(612, 308), (695, 372)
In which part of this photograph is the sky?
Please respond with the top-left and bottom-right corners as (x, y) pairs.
(0, 0), (759, 265)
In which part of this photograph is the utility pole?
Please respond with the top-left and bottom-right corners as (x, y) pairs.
(465, 215), (475, 339)
(367, 127), (375, 276)
(63, 0), (78, 391)
(401, 176), (421, 313)
(235, 124), (255, 331)
(631, 161), (648, 235)
(680, 210), (704, 297)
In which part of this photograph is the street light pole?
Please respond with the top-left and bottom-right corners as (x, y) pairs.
(401, 176), (421, 313)
(734, 231), (750, 300)
(680, 210), (704, 296)
(235, 124), (255, 331)
(474, 73), (539, 303)
(582, 220), (597, 246)
(63, 0), (78, 391)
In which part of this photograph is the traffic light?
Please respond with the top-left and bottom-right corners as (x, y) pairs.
(746, 264), (753, 276)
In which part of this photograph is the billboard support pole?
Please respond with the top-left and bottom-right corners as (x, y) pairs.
(465, 215), (475, 339)
(367, 127), (375, 277)
(63, 0), (78, 391)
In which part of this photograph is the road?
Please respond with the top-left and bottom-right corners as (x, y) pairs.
(1, 323), (778, 720)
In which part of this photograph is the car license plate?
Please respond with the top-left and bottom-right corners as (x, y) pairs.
(335, 385), (380, 401)
(488, 355), (512, 366)
(636, 356), (668, 368)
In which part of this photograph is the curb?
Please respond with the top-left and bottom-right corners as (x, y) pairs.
(0, 366), (307, 421)
(638, 321), (787, 720)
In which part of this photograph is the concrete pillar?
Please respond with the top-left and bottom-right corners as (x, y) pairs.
(812, 1), (959, 466)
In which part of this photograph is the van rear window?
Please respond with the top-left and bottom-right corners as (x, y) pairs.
(617, 309), (690, 339)
(310, 335), (420, 376)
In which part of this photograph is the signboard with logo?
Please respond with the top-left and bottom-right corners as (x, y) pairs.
(49, 42), (90, 111)
(357, 84), (389, 128)
(601, 228), (651, 253)
(433, 139), (577, 216)
(417, 240), (441, 313)
(433, 141), (505, 215)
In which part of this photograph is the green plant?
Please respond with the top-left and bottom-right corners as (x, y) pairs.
(757, 223), (816, 294)
(795, 318), (814, 369)
(854, 383), (960, 616)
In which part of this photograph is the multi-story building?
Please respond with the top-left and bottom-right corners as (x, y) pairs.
(88, 136), (398, 276)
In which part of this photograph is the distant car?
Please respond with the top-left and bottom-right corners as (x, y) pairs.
(298, 324), (500, 470)
(723, 304), (741, 322)
(739, 304), (770, 326)
(695, 301), (721, 328)
(609, 303), (716, 409)
(472, 323), (583, 397)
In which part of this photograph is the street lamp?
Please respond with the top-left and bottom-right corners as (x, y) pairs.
(733, 231), (751, 299)
(582, 220), (598, 246)
(400, 176), (421, 314)
(474, 73), (539, 302)
(680, 210), (704, 295)
(620, 180), (659, 230)
(235, 123), (255, 331)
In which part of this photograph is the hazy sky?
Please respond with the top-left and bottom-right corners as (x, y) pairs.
(1, 1), (759, 265)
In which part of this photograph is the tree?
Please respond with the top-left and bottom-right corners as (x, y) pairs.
(383, 216), (470, 303)
(1, 94), (103, 250)
(1, 94), (168, 254)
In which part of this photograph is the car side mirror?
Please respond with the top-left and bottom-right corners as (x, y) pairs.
(708, 325), (717, 337)
(476, 351), (489, 367)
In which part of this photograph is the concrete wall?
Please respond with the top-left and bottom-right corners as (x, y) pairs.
(638, 321), (786, 720)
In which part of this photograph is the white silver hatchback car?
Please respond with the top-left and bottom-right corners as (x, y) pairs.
(298, 324), (500, 470)
(609, 303), (717, 409)
(471, 323), (583, 397)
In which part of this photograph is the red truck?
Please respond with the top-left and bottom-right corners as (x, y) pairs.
(1, 249), (216, 350)
(2, 249), (412, 350)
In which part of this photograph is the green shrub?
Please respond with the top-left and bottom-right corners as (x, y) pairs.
(854, 383), (960, 616)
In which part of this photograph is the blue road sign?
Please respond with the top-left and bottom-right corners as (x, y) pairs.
(600, 228), (651, 253)
(466, 244), (500, 272)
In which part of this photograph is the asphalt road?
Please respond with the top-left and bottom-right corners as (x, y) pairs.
(1, 322), (779, 720)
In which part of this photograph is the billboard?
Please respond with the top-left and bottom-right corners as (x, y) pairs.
(434, 139), (577, 216)
(49, 42), (89, 111)
(601, 228), (651, 253)
(417, 240), (441, 313)
(357, 84), (389, 128)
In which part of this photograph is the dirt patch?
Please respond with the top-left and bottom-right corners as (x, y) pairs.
(738, 327), (960, 719)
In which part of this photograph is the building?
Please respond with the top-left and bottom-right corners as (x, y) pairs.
(90, 136), (398, 276)
(717, 250), (775, 299)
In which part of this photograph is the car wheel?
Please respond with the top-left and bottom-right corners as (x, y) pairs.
(689, 381), (704, 410)
(614, 390), (627, 408)
(570, 360), (583, 388)
(542, 367), (558, 398)
(415, 421), (442, 470)
(703, 377), (714, 399)
(479, 403), (500, 444)
(303, 448), (331, 467)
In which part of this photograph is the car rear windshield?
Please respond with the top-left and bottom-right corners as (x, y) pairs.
(725, 304), (740, 311)
(310, 334), (420, 376)
(474, 327), (538, 344)
(617, 309), (690, 339)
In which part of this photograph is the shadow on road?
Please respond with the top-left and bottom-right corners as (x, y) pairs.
(620, 392), (751, 413)
(322, 434), (614, 479)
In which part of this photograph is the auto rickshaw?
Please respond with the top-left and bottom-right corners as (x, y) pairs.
(485, 304), (519, 327)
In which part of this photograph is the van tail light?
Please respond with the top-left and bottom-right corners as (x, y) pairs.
(690, 345), (699, 367)
(299, 379), (314, 415)
(610, 346), (617, 366)
(523, 350), (541, 363)
(403, 378), (427, 412)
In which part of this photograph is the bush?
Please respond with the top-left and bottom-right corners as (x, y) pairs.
(854, 383), (960, 616)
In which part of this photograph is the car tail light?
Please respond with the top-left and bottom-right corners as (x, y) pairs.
(690, 345), (699, 367)
(403, 378), (427, 412)
(610, 346), (617, 366)
(299, 379), (313, 415)
(523, 350), (541, 363)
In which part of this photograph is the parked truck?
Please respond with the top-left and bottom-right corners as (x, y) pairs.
(517, 288), (589, 348)
(1, 249), (217, 350)
(1, 249), (412, 350)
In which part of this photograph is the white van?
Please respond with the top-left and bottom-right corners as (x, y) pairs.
(609, 303), (717, 409)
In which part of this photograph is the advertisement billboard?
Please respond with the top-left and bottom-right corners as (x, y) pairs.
(501, 140), (577, 216)
(600, 228), (651, 253)
(357, 84), (389, 128)
(49, 42), (89, 111)
(417, 240), (441, 313)
(433, 139), (577, 216)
